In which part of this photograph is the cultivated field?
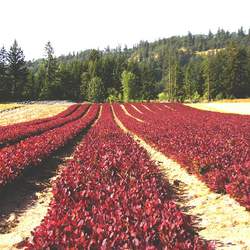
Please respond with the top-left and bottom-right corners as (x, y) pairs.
(0, 101), (73, 126)
(0, 101), (249, 249)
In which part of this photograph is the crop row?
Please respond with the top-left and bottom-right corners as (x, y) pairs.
(0, 104), (89, 146)
(113, 103), (250, 209)
(0, 103), (80, 132)
(0, 104), (99, 188)
(25, 104), (213, 249)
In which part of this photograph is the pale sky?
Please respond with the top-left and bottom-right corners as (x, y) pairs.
(0, 0), (249, 60)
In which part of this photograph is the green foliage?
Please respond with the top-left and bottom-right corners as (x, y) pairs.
(203, 43), (250, 100)
(40, 42), (59, 99)
(7, 40), (28, 100)
(0, 47), (9, 100)
(107, 88), (121, 102)
(1, 28), (250, 102)
(190, 91), (201, 103)
(87, 76), (105, 102)
(80, 72), (90, 100)
(184, 57), (204, 99)
(158, 92), (169, 101)
(121, 70), (136, 102)
(23, 70), (36, 99)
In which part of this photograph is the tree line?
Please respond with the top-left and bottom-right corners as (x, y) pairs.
(0, 28), (250, 102)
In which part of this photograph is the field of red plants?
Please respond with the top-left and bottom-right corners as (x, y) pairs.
(0, 101), (249, 248)
(113, 102), (250, 209)
(0, 103), (98, 187)
(24, 104), (213, 249)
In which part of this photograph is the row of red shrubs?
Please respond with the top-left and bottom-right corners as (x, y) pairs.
(0, 104), (99, 188)
(25, 104), (214, 249)
(0, 104), (85, 146)
(0, 103), (80, 130)
(113, 103), (250, 210)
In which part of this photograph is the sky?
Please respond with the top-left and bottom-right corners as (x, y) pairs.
(0, 0), (249, 60)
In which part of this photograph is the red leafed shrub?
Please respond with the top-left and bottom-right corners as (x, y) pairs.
(225, 161), (250, 210)
(0, 104), (99, 188)
(0, 104), (88, 146)
(25, 104), (214, 249)
(113, 103), (250, 209)
(0, 103), (80, 131)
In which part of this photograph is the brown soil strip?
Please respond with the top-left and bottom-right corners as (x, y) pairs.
(120, 104), (144, 123)
(0, 155), (67, 249)
(112, 106), (250, 250)
(0, 105), (102, 250)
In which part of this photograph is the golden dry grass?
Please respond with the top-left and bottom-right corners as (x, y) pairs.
(0, 103), (23, 111)
(0, 103), (72, 126)
(187, 101), (250, 115)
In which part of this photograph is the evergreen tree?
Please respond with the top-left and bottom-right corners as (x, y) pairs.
(174, 60), (185, 101)
(40, 41), (59, 99)
(23, 70), (36, 100)
(87, 76), (104, 102)
(0, 47), (9, 100)
(68, 60), (82, 100)
(203, 52), (227, 100)
(80, 72), (90, 100)
(184, 57), (204, 101)
(34, 62), (46, 99)
(7, 40), (28, 100)
(223, 43), (249, 98)
(2, 28), (249, 102)
(139, 62), (157, 100)
(57, 62), (70, 99)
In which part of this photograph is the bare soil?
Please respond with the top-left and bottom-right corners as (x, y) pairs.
(120, 104), (144, 122)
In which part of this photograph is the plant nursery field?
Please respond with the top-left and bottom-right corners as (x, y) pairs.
(0, 101), (249, 249)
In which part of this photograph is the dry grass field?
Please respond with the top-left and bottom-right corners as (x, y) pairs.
(0, 103), (23, 111)
(0, 101), (74, 126)
(186, 99), (250, 115)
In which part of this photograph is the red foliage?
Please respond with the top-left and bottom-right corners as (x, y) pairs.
(0, 103), (80, 130)
(113, 103), (250, 209)
(25, 104), (213, 249)
(0, 104), (86, 146)
(0, 104), (99, 188)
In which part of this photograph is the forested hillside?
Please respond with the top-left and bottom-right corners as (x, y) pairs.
(1, 28), (250, 102)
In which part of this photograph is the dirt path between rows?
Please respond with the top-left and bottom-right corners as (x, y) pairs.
(112, 106), (250, 250)
(163, 104), (175, 111)
(131, 104), (143, 114)
(141, 103), (154, 112)
(0, 105), (102, 250)
(120, 104), (144, 123)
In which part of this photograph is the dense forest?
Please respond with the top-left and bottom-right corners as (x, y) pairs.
(1, 27), (250, 102)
